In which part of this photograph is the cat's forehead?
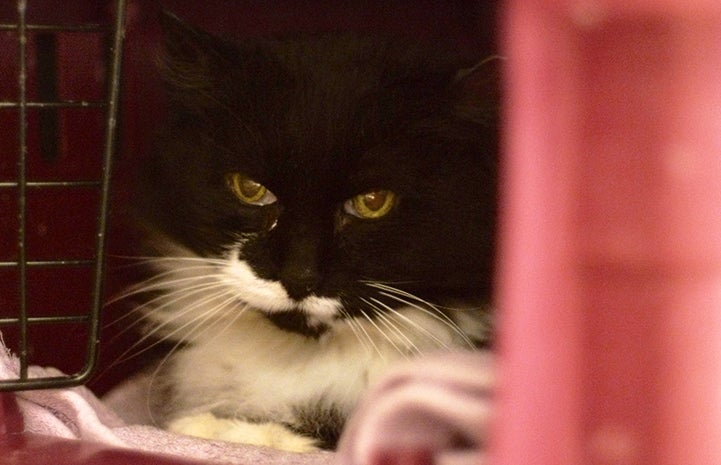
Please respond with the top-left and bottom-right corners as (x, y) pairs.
(178, 33), (488, 195)
(220, 37), (461, 132)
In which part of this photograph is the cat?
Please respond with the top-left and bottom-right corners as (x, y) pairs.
(126, 12), (498, 452)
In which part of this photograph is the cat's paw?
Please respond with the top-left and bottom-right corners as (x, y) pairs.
(167, 413), (320, 453)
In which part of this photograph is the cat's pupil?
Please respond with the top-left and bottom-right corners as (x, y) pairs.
(227, 172), (269, 204)
(361, 191), (387, 212)
(350, 190), (396, 219)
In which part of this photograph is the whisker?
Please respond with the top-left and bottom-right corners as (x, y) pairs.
(155, 294), (243, 362)
(103, 276), (234, 333)
(135, 292), (247, 425)
(380, 292), (474, 348)
(149, 288), (239, 358)
(372, 308), (422, 356)
(338, 308), (371, 355)
(359, 278), (420, 287)
(359, 298), (412, 357)
(108, 287), (239, 370)
(358, 299), (406, 356)
(135, 283), (240, 342)
(203, 300), (249, 346)
(368, 297), (451, 350)
(105, 267), (226, 306)
(363, 282), (458, 310)
(107, 253), (225, 265)
(355, 310), (387, 361)
(365, 282), (474, 348)
(108, 253), (228, 263)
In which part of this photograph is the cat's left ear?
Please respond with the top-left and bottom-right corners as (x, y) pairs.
(452, 55), (504, 123)
(158, 11), (234, 106)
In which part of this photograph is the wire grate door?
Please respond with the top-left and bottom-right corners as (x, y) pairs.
(0, 0), (125, 391)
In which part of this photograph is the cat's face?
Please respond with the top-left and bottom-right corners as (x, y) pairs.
(138, 15), (498, 338)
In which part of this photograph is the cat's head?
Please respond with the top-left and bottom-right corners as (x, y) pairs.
(137, 13), (498, 339)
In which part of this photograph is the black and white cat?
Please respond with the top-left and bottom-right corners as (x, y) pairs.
(127, 13), (498, 451)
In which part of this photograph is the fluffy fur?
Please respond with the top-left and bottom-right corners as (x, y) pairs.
(122, 13), (498, 451)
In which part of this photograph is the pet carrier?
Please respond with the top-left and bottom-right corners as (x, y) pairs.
(3, 1), (719, 464)
(0, 2), (500, 464)
(0, 0), (125, 391)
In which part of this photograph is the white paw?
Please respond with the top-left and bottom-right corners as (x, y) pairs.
(167, 413), (320, 453)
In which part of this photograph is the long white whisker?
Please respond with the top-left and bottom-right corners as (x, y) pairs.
(110, 254), (227, 263)
(171, 291), (244, 345)
(366, 283), (474, 348)
(105, 267), (226, 306)
(138, 283), (240, 341)
(372, 307), (421, 356)
(355, 311), (386, 361)
(153, 288), (238, 352)
(109, 274), (238, 348)
(103, 276), (235, 333)
(106, 255), (227, 273)
(368, 297), (451, 350)
(359, 298), (411, 357)
(365, 282), (469, 314)
(110, 287), (239, 369)
(360, 301), (405, 356)
(202, 301), (249, 346)
(338, 308), (371, 355)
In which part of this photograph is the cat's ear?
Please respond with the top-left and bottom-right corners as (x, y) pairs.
(158, 11), (232, 106)
(452, 55), (504, 123)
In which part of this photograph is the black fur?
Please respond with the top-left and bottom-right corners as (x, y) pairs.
(135, 12), (498, 446)
(141, 15), (498, 335)
(290, 403), (347, 450)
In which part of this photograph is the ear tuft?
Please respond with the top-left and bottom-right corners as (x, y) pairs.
(453, 55), (504, 124)
(157, 11), (229, 97)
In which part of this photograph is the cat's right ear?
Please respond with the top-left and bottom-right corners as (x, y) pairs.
(158, 11), (230, 104)
(452, 55), (504, 125)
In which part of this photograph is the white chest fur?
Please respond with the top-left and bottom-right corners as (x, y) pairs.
(165, 307), (471, 424)
(137, 246), (489, 436)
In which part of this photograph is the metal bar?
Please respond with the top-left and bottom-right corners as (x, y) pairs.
(0, 373), (95, 392)
(0, 101), (106, 109)
(0, 260), (95, 268)
(0, 315), (89, 326)
(0, 23), (105, 32)
(77, 0), (127, 385)
(0, 0), (127, 392)
(15, 0), (29, 382)
(0, 181), (102, 188)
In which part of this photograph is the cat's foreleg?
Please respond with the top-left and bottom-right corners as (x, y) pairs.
(167, 413), (320, 453)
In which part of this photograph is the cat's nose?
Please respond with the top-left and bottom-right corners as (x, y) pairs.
(280, 263), (319, 301)
(277, 221), (325, 300)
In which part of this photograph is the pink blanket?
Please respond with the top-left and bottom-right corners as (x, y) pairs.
(0, 337), (492, 465)
(338, 352), (493, 465)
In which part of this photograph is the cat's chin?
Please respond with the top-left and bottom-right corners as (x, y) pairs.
(264, 310), (330, 339)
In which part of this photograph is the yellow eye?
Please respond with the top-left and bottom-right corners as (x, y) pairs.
(226, 172), (277, 206)
(345, 190), (397, 219)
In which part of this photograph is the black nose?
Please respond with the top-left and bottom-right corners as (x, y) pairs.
(273, 216), (325, 301)
(280, 263), (319, 300)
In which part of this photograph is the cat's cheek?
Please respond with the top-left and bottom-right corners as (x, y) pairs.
(223, 252), (295, 310)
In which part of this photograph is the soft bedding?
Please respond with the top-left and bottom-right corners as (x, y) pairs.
(0, 337), (493, 465)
